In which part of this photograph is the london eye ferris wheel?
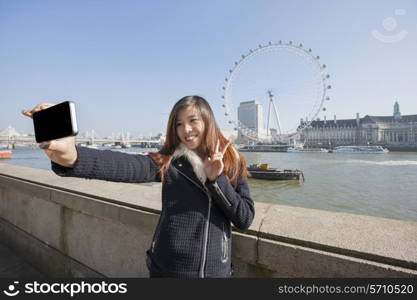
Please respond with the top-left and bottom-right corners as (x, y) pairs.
(221, 40), (331, 143)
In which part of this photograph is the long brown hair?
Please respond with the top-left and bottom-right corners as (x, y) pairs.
(148, 95), (249, 186)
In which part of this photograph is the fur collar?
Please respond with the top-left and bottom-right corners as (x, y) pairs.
(172, 143), (207, 184)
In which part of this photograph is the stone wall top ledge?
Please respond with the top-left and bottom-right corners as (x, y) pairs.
(0, 164), (162, 212)
(260, 204), (417, 268)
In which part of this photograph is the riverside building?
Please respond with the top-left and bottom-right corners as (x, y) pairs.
(299, 102), (417, 151)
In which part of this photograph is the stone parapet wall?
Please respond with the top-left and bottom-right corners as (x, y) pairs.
(1, 164), (416, 277)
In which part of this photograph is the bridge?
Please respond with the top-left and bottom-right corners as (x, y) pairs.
(0, 136), (163, 149)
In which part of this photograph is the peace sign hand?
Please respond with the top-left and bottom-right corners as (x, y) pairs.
(204, 140), (231, 181)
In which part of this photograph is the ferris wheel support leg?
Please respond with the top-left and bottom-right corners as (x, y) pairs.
(272, 100), (282, 135)
(267, 99), (272, 136)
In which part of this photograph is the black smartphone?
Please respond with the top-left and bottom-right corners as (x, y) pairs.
(33, 101), (79, 143)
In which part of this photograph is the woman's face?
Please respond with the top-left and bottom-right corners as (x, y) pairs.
(175, 106), (205, 151)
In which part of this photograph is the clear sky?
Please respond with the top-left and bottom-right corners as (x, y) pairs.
(1, 0), (416, 137)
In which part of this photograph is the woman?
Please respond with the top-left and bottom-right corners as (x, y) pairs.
(22, 95), (255, 278)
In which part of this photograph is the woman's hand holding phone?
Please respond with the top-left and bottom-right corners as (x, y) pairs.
(21, 103), (78, 168)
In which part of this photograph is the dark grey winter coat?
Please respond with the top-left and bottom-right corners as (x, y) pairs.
(52, 144), (255, 278)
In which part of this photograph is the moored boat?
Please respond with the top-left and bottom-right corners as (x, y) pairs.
(238, 144), (288, 152)
(0, 149), (12, 159)
(247, 163), (304, 181)
(332, 145), (389, 153)
(287, 147), (329, 153)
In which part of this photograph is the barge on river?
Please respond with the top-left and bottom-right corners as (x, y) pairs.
(247, 163), (304, 181)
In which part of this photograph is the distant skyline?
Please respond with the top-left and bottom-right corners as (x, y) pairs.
(1, 0), (416, 137)
(0, 99), (412, 138)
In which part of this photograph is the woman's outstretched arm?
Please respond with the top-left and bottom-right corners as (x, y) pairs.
(51, 146), (160, 183)
(22, 103), (160, 183)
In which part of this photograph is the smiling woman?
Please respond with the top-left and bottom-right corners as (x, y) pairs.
(150, 96), (247, 185)
(22, 95), (254, 278)
(175, 106), (205, 153)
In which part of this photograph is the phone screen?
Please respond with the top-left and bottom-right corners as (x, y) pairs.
(33, 101), (78, 143)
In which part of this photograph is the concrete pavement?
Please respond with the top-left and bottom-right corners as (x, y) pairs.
(0, 243), (45, 278)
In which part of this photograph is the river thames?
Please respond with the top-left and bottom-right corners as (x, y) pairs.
(1, 147), (417, 222)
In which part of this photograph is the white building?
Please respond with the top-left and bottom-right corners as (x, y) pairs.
(237, 100), (266, 143)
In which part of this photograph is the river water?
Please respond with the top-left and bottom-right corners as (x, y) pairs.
(2, 147), (416, 222)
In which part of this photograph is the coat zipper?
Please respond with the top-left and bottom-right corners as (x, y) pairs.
(151, 209), (165, 253)
(200, 187), (212, 278)
(173, 166), (212, 278)
(221, 223), (228, 263)
(213, 182), (233, 207)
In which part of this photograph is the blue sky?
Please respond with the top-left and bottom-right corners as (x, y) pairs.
(1, 0), (416, 137)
